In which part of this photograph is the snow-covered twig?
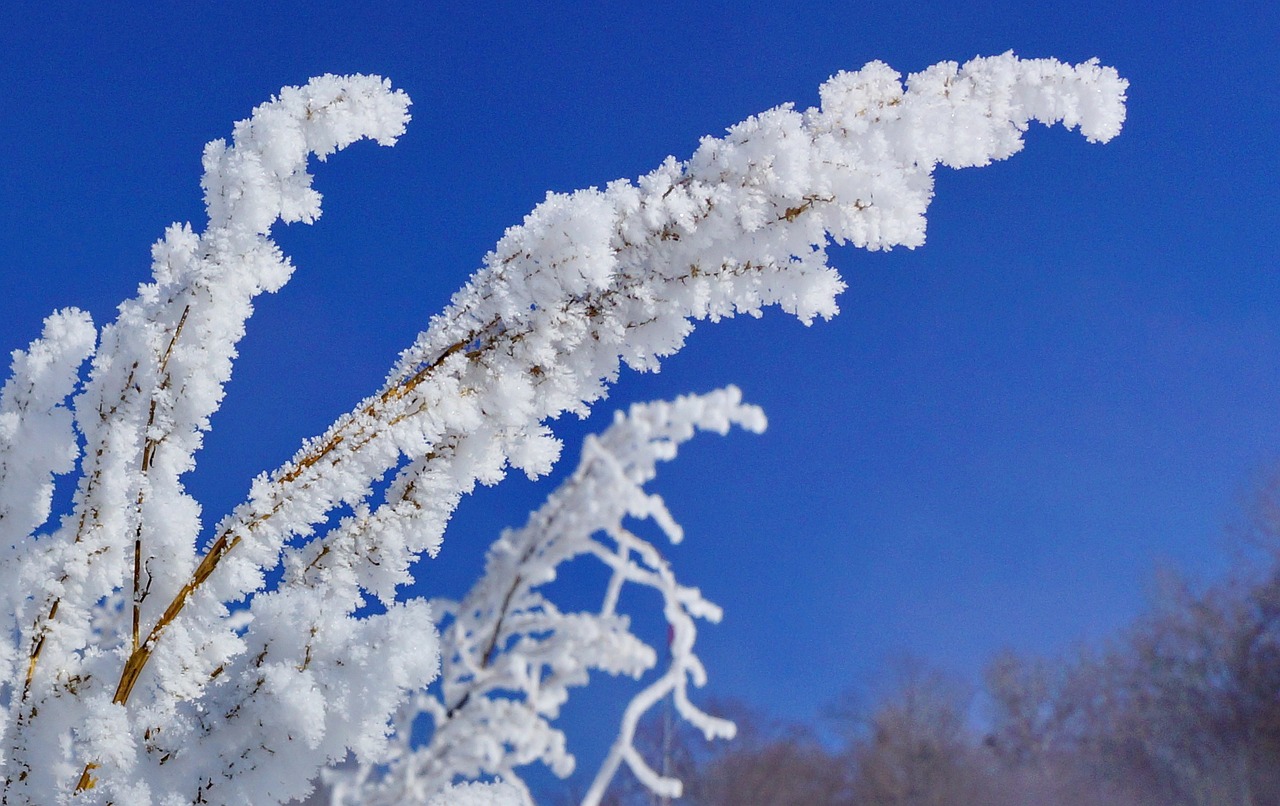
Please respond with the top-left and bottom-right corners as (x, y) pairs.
(330, 387), (762, 804)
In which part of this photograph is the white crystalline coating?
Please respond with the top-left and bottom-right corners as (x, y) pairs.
(0, 308), (95, 551)
(0, 308), (96, 776)
(0, 54), (1125, 805)
(326, 387), (762, 804)
(426, 780), (528, 806)
(1, 74), (413, 806)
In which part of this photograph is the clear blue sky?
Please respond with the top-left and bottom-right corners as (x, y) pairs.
(2, 0), (1278, 789)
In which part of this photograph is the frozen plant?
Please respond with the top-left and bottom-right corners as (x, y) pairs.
(0, 53), (1126, 805)
(327, 387), (763, 805)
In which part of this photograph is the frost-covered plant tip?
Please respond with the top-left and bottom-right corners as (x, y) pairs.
(0, 54), (1125, 805)
(327, 388), (765, 805)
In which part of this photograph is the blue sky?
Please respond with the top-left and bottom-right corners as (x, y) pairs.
(2, 0), (1278, 788)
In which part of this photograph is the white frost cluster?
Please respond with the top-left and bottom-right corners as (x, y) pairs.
(327, 387), (763, 805)
(0, 53), (1125, 805)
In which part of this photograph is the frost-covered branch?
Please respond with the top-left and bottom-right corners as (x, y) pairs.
(328, 387), (762, 804)
(0, 53), (1125, 805)
(0, 309), (96, 730)
(3, 73), (413, 804)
